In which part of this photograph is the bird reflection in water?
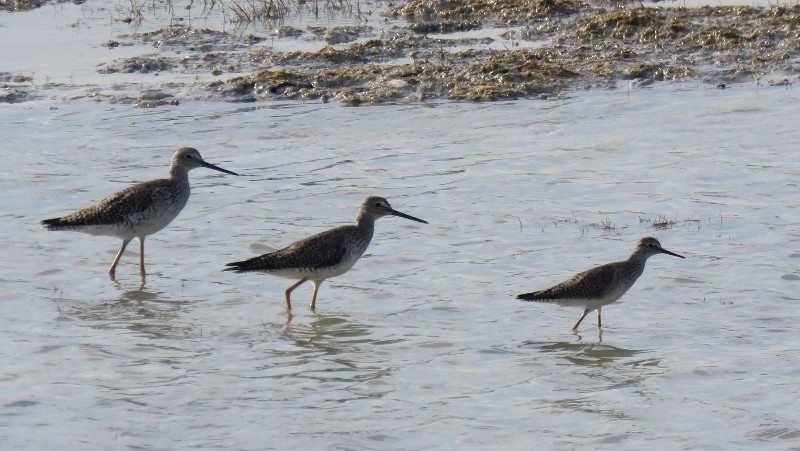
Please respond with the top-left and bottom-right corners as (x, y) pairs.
(521, 337), (646, 367)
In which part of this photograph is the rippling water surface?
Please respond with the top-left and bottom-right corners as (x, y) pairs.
(3, 84), (799, 449)
(2, 3), (800, 449)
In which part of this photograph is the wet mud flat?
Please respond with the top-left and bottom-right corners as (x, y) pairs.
(5, 0), (800, 104)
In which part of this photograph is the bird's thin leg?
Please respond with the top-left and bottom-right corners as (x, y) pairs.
(572, 308), (591, 331)
(138, 236), (146, 276)
(309, 280), (323, 310)
(284, 278), (308, 310)
(109, 239), (132, 276)
(597, 307), (602, 329)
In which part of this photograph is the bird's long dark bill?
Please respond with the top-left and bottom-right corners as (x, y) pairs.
(201, 160), (239, 176)
(390, 209), (428, 224)
(659, 247), (685, 259)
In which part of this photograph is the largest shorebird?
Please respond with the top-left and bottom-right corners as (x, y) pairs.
(517, 237), (685, 330)
(42, 147), (238, 276)
(225, 196), (427, 310)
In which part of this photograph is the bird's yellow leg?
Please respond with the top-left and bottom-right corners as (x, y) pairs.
(138, 236), (146, 276)
(109, 239), (131, 276)
(309, 280), (323, 310)
(284, 278), (308, 310)
(572, 308), (590, 331)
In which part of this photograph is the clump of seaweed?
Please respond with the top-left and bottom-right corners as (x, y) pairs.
(388, 0), (585, 32)
(0, 0), (46, 12)
(219, 44), (583, 103)
(640, 215), (678, 230)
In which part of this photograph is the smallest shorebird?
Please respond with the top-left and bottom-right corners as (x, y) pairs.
(42, 147), (238, 277)
(224, 196), (427, 310)
(517, 237), (685, 331)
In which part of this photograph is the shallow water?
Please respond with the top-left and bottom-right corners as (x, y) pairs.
(2, 1), (800, 449)
(2, 82), (799, 449)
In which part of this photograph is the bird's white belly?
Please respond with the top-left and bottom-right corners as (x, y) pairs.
(130, 207), (182, 236)
(591, 283), (633, 308)
(553, 283), (632, 309)
(266, 253), (361, 281)
(76, 206), (182, 239)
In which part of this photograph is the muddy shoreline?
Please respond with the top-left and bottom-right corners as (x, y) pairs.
(4, 0), (799, 104)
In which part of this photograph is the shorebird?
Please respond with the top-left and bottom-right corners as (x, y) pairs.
(517, 237), (685, 331)
(42, 147), (238, 276)
(224, 196), (427, 310)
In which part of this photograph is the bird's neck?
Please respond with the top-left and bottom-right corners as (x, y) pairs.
(355, 210), (376, 232)
(168, 166), (190, 182)
(625, 252), (649, 277)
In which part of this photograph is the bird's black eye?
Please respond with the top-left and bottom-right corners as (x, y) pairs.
(183, 154), (193, 160)
(374, 202), (382, 207)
